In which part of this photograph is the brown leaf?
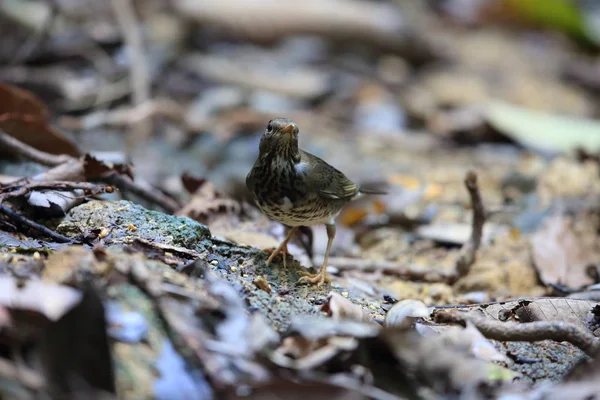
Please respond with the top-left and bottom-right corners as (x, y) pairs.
(531, 214), (600, 289)
(321, 292), (374, 323)
(177, 176), (243, 225)
(83, 154), (134, 180)
(181, 173), (206, 194)
(0, 83), (79, 156)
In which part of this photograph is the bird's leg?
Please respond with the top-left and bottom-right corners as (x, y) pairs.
(298, 223), (334, 286)
(265, 226), (299, 268)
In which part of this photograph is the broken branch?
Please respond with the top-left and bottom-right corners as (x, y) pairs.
(455, 170), (485, 280)
(433, 309), (600, 356)
(0, 204), (75, 243)
(0, 130), (71, 167)
(0, 131), (180, 213)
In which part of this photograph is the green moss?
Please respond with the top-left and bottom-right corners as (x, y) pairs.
(57, 200), (211, 250)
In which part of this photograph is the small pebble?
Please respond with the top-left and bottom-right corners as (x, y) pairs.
(210, 260), (218, 265)
(230, 266), (238, 272)
(99, 227), (110, 239)
(341, 292), (349, 298)
(33, 252), (41, 261)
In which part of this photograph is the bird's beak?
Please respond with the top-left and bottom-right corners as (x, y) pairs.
(281, 124), (295, 136)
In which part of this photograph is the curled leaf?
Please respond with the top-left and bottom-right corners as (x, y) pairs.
(384, 299), (431, 328)
(321, 291), (374, 323)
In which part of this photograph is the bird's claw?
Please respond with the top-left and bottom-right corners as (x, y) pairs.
(263, 244), (289, 268)
(297, 269), (330, 286)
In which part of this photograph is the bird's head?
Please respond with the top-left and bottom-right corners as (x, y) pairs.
(259, 117), (300, 160)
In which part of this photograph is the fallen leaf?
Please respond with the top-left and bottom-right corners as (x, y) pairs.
(431, 297), (598, 330)
(486, 101), (600, 155)
(531, 214), (600, 289)
(416, 222), (508, 246)
(177, 175), (244, 225)
(290, 315), (380, 341)
(384, 299), (431, 328)
(0, 276), (82, 321)
(0, 83), (79, 156)
(83, 154), (134, 180)
(462, 322), (508, 363)
(321, 292), (374, 323)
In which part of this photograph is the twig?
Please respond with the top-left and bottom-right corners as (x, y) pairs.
(433, 309), (600, 357)
(0, 131), (71, 167)
(0, 204), (75, 243)
(0, 131), (180, 213)
(0, 181), (109, 203)
(319, 256), (456, 283)
(455, 171), (485, 280)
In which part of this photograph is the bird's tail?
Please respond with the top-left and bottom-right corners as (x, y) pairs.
(358, 181), (388, 195)
(359, 187), (388, 195)
(353, 184), (387, 200)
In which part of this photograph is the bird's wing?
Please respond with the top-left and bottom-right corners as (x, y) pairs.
(300, 151), (360, 200)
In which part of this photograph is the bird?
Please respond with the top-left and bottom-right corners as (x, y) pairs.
(246, 117), (383, 286)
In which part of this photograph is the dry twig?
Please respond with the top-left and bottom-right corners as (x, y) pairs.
(434, 309), (600, 356)
(455, 171), (485, 280)
(0, 181), (109, 203)
(0, 131), (179, 212)
(0, 132), (72, 167)
(0, 204), (75, 243)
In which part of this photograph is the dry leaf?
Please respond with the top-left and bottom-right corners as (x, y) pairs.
(531, 214), (600, 289)
(384, 299), (431, 328)
(0, 83), (79, 156)
(321, 292), (374, 323)
(462, 322), (508, 363)
(431, 297), (597, 331)
(83, 154), (134, 180)
(177, 175), (244, 225)
(0, 276), (82, 321)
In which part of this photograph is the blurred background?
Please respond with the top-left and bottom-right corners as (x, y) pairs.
(5, 1), (600, 397)
(3, 0), (600, 301)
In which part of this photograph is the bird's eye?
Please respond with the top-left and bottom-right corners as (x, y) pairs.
(267, 124), (273, 133)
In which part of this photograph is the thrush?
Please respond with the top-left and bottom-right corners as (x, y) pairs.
(246, 118), (382, 286)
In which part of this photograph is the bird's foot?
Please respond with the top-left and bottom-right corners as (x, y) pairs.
(263, 244), (289, 268)
(298, 268), (330, 286)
